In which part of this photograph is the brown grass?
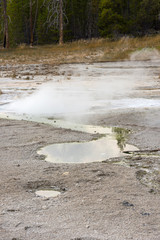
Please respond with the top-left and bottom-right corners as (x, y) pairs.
(0, 35), (160, 65)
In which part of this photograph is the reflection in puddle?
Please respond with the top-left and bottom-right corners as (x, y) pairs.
(38, 134), (138, 164)
(112, 127), (130, 151)
(36, 190), (61, 198)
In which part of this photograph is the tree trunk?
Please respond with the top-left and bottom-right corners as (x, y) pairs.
(3, 0), (9, 48)
(59, 0), (63, 45)
(87, 0), (92, 38)
(33, 0), (39, 34)
(30, 0), (33, 46)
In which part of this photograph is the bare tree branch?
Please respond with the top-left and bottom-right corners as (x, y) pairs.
(43, 0), (68, 44)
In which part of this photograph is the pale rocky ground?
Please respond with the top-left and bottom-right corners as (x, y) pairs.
(0, 62), (160, 240)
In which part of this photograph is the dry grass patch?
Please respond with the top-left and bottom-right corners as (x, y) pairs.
(0, 35), (160, 65)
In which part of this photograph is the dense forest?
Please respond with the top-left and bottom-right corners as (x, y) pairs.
(0, 0), (160, 47)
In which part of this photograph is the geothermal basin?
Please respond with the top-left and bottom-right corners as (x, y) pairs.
(0, 60), (160, 163)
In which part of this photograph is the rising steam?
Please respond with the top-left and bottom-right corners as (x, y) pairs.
(6, 51), (159, 117)
(130, 48), (160, 61)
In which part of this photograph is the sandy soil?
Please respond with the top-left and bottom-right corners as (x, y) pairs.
(0, 62), (160, 240)
(0, 108), (160, 240)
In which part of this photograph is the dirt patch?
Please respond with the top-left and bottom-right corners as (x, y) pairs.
(0, 64), (60, 79)
(0, 110), (160, 240)
(1, 59), (160, 239)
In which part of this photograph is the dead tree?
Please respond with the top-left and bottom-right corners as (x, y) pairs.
(3, 0), (9, 48)
(30, 0), (39, 46)
(30, 0), (33, 46)
(59, 0), (63, 44)
(44, 0), (67, 45)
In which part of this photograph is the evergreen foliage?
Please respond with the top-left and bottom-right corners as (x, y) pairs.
(0, 0), (160, 47)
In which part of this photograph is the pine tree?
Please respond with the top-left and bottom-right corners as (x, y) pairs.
(98, 0), (125, 38)
(137, 0), (160, 34)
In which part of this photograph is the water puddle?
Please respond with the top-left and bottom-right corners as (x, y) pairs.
(37, 127), (138, 164)
(35, 190), (61, 198)
(0, 112), (138, 163)
(38, 136), (138, 164)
